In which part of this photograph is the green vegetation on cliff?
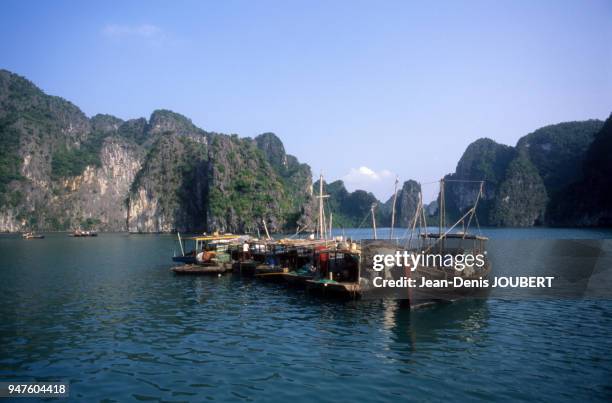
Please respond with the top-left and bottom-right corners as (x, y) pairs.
(443, 138), (515, 225)
(1, 68), (610, 231)
(516, 120), (603, 195)
(51, 135), (105, 178)
(312, 179), (381, 228)
(547, 114), (612, 226)
(0, 116), (22, 205)
(442, 120), (604, 227)
(490, 152), (548, 226)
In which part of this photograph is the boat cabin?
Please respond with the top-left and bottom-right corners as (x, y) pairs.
(173, 234), (241, 264)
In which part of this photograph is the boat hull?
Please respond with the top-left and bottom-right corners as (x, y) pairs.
(282, 272), (314, 287)
(255, 269), (288, 282)
(171, 263), (230, 275)
(172, 255), (196, 264)
(306, 280), (361, 299)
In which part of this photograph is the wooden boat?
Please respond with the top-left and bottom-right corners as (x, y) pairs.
(306, 177), (492, 307)
(282, 269), (315, 286)
(22, 232), (44, 239)
(255, 267), (290, 282)
(172, 233), (243, 264)
(305, 243), (362, 298)
(231, 239), (279, 277)
(280, 241), (329, 287)
(236, 238), (329, 282)
(304, 174), (364, 297)
(70, 229), (97, 237)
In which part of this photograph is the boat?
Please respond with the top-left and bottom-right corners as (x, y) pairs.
(231, 239), (279, 277)
(279, 239), (329, 286)
(70, 229), (98, 237)
(305, 242), (362, 297)
(172, 233), (243, 264)
(402, 234), (491, 307)
(171, 233), (247, 275)
(305, 178), (492, 307)
(239, 235), (332, 282)
(22, 232), (44, 239)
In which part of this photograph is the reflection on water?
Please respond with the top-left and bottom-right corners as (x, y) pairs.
(387, 299), (490, 351)
(0, 232), (611, 402)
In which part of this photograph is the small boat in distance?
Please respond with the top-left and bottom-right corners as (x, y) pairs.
(70, 229), (98, 237)
(22, 232), (44, 239)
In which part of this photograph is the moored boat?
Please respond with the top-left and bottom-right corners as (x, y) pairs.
(70, 229), (98, 237)
(305, 242), (362, 298)
(22, 232), (44, 239)
(231, 239), (278, 276)
(172, 233), (244, 264)
(171, 233), (245, 275)
(305, 177), (492, 307)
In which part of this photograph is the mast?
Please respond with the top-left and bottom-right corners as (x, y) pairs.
(329, 212), (333, 239)
(262, 219), (271, 240)
(316, 173), (329, 240)
(371, 203), (377, 240)
(390, 176), (399, 239)
(177, 232), (185, 256)
(319, 174), (324, 238)
(439, 178), (445, 252)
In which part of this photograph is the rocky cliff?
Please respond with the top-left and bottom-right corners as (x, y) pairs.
(441, 120), (604, 227)
(1, 69), (609, 231)
(312, 179), (379, 228)
(547, 114), (612, 226)
(0, 69), (314, 233)
(442, 138), (515, 225)
(381, 180), (421, 227)
(311, 178), (421, 229)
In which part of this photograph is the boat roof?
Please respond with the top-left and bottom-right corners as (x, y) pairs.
(182, 234), (244, 241)
(276, 239), (331, 247)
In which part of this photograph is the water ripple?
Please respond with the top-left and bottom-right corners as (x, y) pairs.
(0, 234), (611, 402)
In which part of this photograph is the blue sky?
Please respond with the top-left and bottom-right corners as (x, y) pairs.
(1, 0), (611, 201)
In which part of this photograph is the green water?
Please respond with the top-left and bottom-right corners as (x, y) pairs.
(0, 229), (611, 402)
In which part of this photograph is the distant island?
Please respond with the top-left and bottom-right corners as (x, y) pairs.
(0, 69), (610, 233)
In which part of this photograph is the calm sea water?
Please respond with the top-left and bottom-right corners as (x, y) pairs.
(1, 229), (611, 402)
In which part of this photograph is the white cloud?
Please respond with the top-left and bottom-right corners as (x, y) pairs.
(344, 166), (393, 183)
(342, 166), (396, 200)
(101, 24), (163, 39)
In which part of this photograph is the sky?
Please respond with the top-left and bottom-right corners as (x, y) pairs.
(1, 0), (611, 201)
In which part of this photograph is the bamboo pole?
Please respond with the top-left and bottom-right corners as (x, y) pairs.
(316, 174), (329, 240)
(390, 176), (399, 239)
(177, 232), (185, 256)
(371, 203), (377, 240)
(262, 219), (271, 240)
(319, 174), (324, 239)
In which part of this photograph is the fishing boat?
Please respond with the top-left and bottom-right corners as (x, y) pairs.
(280, 239), (331, 286)
(231, 239), (282, 277)
(305, 242), (362, 297)
(70, 229), (97, 237)
(306, 178), (492, 307)
(171, 233), (244, 275)
(172, 233), (243, 264)
(254, 239), (328, 282)
(22, 232), (44, 239)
